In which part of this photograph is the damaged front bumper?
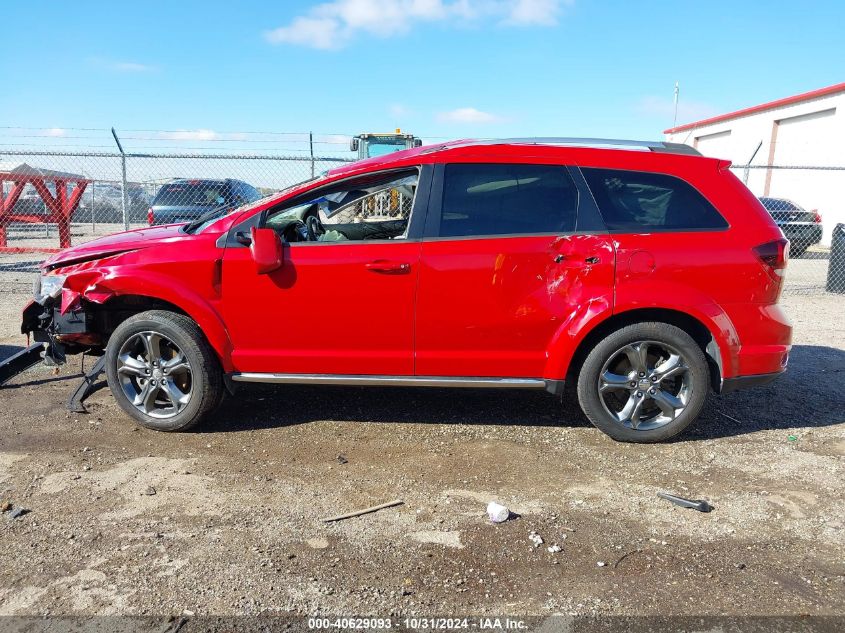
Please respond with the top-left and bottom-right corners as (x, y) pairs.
(21, 299), (100, 366)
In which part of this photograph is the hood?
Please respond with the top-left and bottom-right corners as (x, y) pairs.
(43, 223), (190, 270)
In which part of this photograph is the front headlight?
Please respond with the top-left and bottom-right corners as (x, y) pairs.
(34, 273), (67, 305)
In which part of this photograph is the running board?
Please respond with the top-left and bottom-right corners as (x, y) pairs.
(229, 373), (548, 389)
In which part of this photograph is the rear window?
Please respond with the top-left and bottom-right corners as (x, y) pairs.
(439, 163), (578, 237)
(582, 168), (727, 232)
(153, 182), (230, 207)
(759, 197), (799, 212)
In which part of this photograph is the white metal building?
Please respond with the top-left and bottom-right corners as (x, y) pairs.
(665, 82), (845, 245)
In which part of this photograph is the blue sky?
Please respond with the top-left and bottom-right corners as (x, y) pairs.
(1, 0), (843, 154)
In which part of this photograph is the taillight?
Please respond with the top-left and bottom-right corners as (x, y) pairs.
(147, 208), (154, 225)
(754, 238), (789, 278)
(811, 209), (822, 224)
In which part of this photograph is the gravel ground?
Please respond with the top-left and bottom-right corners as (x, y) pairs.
(0, 257), (843, 618)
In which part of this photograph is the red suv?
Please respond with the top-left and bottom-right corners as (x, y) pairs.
(22, 139), (792, 442)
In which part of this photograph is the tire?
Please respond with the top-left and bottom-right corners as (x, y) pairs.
(576, 322), (709, 443)
(105, 310), (223, 431)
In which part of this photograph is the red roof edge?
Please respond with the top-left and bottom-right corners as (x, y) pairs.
(663, 81), (845, 135)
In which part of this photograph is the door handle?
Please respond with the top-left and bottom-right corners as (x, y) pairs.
(585, 256), (601, 264)
(365, 260), (411, 274)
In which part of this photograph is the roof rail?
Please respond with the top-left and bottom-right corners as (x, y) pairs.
(440, 137), (702, 156)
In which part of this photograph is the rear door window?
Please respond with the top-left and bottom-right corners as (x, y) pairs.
(438, 163), (578, 237)
(581, 168), (727, 231)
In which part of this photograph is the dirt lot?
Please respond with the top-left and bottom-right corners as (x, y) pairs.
(0, 256), (843, 618)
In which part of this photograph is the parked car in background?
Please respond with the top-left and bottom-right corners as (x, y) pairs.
(74, 183), (151, 224)
(147, 179), (262, 226)
(23, 138), (792, 443)
(12, 182), (74, 216)
(759, 197), (823, 257)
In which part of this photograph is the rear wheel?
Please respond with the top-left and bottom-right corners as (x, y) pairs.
(576, 322), (709, 442)
(105, 310), (223, 431)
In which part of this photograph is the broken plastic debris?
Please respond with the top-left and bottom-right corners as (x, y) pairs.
(7, 506), (30, 519)
(657, 491), (713, 513)
(547, 544), (562, 553)
(486, 501), (510, 523)
(529, 531), (544, 547)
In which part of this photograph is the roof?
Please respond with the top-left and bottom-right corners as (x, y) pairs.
(0, 161), (87, 180)
(664, 81), (845, 134)
(328, 137), (702, 178)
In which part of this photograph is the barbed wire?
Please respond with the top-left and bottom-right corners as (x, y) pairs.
(0, 149), (350, 161)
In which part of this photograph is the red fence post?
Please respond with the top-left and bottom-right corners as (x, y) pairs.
(0, 180), (5, 247)
(0, 179), (27, 248)
(55, 178), (71, 248)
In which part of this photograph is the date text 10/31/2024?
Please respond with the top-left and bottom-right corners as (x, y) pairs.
(307, 617), (529, 630)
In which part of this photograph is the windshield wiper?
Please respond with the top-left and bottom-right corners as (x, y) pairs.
(184, 205), (228, 233)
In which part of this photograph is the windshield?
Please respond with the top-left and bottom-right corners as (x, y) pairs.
(367, 140), (407, 158)
(154, 182), (229, 207)
(185, 174), (326, 234)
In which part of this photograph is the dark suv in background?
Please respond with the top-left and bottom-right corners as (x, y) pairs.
(759, 197), (823, 257)
(148, 178), (262, 226)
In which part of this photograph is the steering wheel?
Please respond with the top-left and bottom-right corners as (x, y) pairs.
(306, 214), (325, 241)
(279, 219), (308, 243)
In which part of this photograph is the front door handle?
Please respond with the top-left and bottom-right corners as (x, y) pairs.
(365, 260), (411, 274)
(585, 256), (601, 264)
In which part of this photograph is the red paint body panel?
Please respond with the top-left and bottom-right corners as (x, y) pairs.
(222, 241), (420, 375)
(27, 140), (792, 388)
(415, 235), (614, 378)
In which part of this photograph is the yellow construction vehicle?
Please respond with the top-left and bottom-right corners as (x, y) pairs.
(350, 129), (422, 160)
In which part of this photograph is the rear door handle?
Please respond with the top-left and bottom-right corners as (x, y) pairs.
(585, 256), (601, 264)
(365, 260), (411, 274)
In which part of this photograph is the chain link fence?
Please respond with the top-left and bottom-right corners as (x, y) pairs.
(0, 149), (843, 296)
(729, 164), (845, 295)
(0, 150), (351, 252)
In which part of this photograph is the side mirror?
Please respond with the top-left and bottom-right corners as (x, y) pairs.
(249, 227), (283, 274)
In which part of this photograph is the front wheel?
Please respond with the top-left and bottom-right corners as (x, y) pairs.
(576, 322), (710, 442)
(105, 310), (223, 431)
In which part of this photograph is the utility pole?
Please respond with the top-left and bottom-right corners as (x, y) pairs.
(672, 82), (680, 130)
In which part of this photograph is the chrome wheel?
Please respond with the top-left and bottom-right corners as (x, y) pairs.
(597, 340), (691, 431)
(116, 331), (192, 419)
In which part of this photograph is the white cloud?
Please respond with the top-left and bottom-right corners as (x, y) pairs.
(110, 61), (155, 72)
(265, 0), (570, 49)
(89, 58), (156, 73)
(158, 129), (219, 141)
(155, 130), (250, 142)
(265, 16), (344, 50)
(504, 0), (568, 26)
(44, 128), (67, 137)
(637, 95), (719, 127)
(436, 107), (503, 124)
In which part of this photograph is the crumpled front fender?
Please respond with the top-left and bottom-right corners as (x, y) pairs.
(57, 261), (234, 372)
